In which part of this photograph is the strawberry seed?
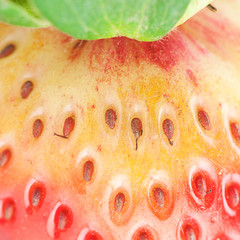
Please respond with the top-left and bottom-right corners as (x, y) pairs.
(0, 149), (11, 168)
(131, 118), (143, 139)
(190, 170), (215, 209)
(153, 188), (165, 208)
(179, 218), (200, 240)
(162, 119), (174, 145)
(230, 122), (240, 143)
(148, 182), (174, 220)
(54, 205), (73, 236)
(0, 44), (15, 58)
(83, 160), (94, 182)
(194, 175), (207, 197)
(225, 183), (240, 210)
(33, 119), (44, 138)
(1, 198), (16, 221)
(184, 225), (197, 240)
(132, 227), (154, 240)
(30, 182), (46, 209)
(63, 116), (75, 137)
(114, 192), (125, 213)
(21, 81), (33, 99)
(131, 118), (143, 150)
(105, 109), (117, 129)
(198, 110), (211, 130)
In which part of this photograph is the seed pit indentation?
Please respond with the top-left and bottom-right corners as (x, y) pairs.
(198, 110), (211, 130)
(230, 122), (240, 143)
(2, 198), (15, 221)
(109, 187), (132, 225)
(0, 44), (15, 58)
(114, 192), (125, 213)
(47, 203), (73, 238)
(63, 116), (75, 137)
(83, 160), (94, 182)
(21, 81), (33, 99)
(33, 119), (44, 138)
(105, 109), (117, 129)
(29, 181), (46, 211)
(55, 205), (73, 231)
(0, 149), (11, 168)
(132, 227), (154, 240)
(183, 225), (197, 240)
(84, 230), (103, 240)
(190, 170), (215, 209)
(139, 232), (149, 240)
(148, 182), (174, 220)
(179, 218), (200, 240)
(225, 183), (240, 210)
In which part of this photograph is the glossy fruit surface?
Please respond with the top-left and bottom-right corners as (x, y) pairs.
(1, 0), (240, 239)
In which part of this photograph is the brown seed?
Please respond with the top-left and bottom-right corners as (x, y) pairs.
(31, 186), (46, 209)
(3, 198), (15, 221)
(131, 118), (143, 139)
(105, 109), (117, 129)
(162, 119), (174, 141)
(230, 122), (240, 143)
(83, 160), (94, 182)
(194, 175), (208, 197)
(184, 225), (197, 240)
(114, 192), (125, 213)
(58, 211), (68, 230)
(0, 149), (11, 167)
(131, 118), (143, 150)
(21, 81), (33, 99)
(55, 206), (73, 231)
(0, 44), (15, 58)
(198, 110), (211, 130)
(226, 183), (240, 209)
(33, 119), (44, 138)
(153, 188), (165, 208)
(63, 117), (75, 137)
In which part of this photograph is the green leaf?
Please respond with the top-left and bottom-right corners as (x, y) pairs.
(0, 0), (212, 41)
(0, 0), (49, 27)
(33, 0), (189, 41)
(176, 0), (212, 26)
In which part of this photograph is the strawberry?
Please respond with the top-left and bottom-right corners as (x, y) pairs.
(0, 0), (240, 239)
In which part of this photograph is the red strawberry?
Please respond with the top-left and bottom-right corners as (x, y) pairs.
(0, 0), (240, 239)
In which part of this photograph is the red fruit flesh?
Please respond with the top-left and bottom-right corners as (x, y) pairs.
(1, 0), (240, 239)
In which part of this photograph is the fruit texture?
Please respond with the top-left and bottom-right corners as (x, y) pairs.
(1, 0), (240, 239)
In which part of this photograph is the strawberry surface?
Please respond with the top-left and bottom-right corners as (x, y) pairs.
(1, 0), (240, 239)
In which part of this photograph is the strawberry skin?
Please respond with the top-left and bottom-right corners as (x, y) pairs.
(1, 0), (240, 239)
